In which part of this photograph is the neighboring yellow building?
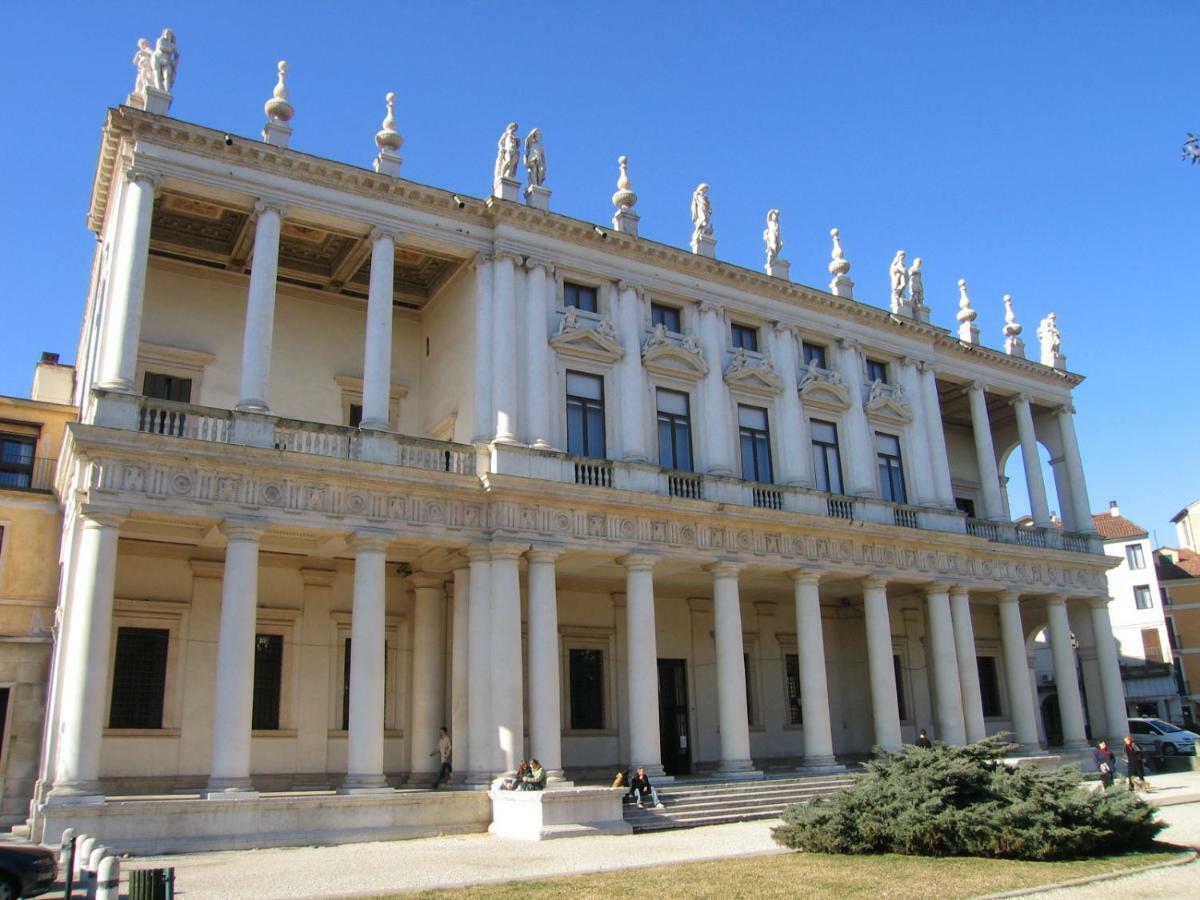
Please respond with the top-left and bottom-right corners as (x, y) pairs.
(0, 354), (75, 825)
(1156, 546), (1200, 729)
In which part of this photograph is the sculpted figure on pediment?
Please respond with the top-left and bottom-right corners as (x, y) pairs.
(908, 257), (925, 308)
(495, 122), (520, 181)
(691, 183), (713, 243)
(644, 322), (670, 351)
(132, 38), (154, 96)
(764, 208), (783, 265)
(523, 128), (546, 187)
(152, 28), (179, 92)
(556, 305), (579, 335)
(889, 250), (908, 311)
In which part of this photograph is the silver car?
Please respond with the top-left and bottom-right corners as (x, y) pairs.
(1127, 718), (1198, 756)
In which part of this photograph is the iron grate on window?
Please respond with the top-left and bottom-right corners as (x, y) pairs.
(109, 627), (169, 729)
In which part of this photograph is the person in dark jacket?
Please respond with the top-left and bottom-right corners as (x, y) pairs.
(1123, 735), (1148, 791)
(627, 767), (665, 809)
(914, 729), (932, 749)
(1093, 740), (1116, 788)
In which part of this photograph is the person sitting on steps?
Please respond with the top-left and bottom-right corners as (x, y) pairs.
(628, 766), (665, 809)
(517, 758), (546, 791)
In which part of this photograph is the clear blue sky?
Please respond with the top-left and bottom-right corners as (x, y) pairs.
(2, 2), (1196, 543)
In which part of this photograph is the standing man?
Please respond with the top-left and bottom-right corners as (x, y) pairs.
(431, 727), (452, 789)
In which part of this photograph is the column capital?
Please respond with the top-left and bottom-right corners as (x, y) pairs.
(996, 589), (1022, 605)
(704, 561), (745, 577)
(492, 250), (522, 266)
(900, 355), (926, 369)
(526, 545), (564, 564)
(464, 544), (492, 563)
(918, 359), (940, 376)
(861, 575), (888, 591)
(219, 518), (266, 542)
(1056, 402), (1077, 416)
(406, 572), (447, 591)
(618, 552), (657, 572)
(524, 257), (554, 275)
(78, 504), (128, 529)
(966, 379), (988, 396)
(125, 167), (163, 190)
(253, 197), (289, 218)
(947, 584), (970, 599)
(1086, 596), (1113, 610)
(924, 581), (953, 596)
(1008, 391), (1032, 408)
(697, 300), (723, 318)
(837, 336), (861, 352)
(789, 568), (823, 586)
(350, 529), (392, 553)
(471, 252), (495, 270)
(1044, 594), (1068, 608)
(771, 320), (795, 337)
(367, 224), (402, 245)
(489, 542), (530, 561)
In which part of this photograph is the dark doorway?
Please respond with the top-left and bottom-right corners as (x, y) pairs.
(1041, 694), (1063, 747)
(658, 659), (691, 776)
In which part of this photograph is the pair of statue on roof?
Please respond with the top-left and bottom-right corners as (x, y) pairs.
(132, 28), (179, 97)
(494, 123), (546, 187)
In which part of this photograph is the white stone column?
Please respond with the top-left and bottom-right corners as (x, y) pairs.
(925, 584), (966, 744)
(1045, 596), (1088, 750)
(837, 339), (877, 496)
(1088, 597), (1129, 742)
(472, 255), (494, 443)
(707, 563), (756, 776)
(489, 545), (525, 775)
(771, 325), (812, 486)
(97, 170), (159, 392)
(465, 548), (493, 783)
(526, 547), (564, 780)
(524, 261), (553, 449)
(408, 574), (446, 779)
(237, 200), (288, 412)
(966, 381), (1004, 520)
(616, 281), (650, 462)
(360, 228), (398, 430)
(450, 566), (469, 782)
(47, 510), (124, 802)
(1049, 456), (1078, 532)
(919, 364), (955, 507)
(621, 554), (665, 776)
(342, 532), (391, 792)
(1055, 405), (1096, 534)
(899, 359), (935, 505)
(791, 571), (836, 766)
(491, 253), (519, 444)
(207, 520), (265, 795)
(697, 303), (733, 475)
(949, 586), (986, 742)
(997, 591), (1040, 750)
(862, 577), (902, 751)
(1011, 394), (1051, 527)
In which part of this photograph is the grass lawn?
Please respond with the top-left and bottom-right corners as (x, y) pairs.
(399, 846), (1187, 899)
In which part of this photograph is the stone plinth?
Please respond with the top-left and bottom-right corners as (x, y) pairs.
(766, 259), (791, 280)
(488, 788), (631, 841)
(958, 322), (980, 344)
(829, 273), (854, 298)
(524, 184), (551, 211)
(374, 149), (402, 177)
(143, 87), (172, 116)
(262, 121), (292, 149)
(36, 790), (492, 855)
(1046, 351), (1067, 370)
(493, 177), (520, 202)
(612, 208), (640, 237)
(691, 234), (717, 258)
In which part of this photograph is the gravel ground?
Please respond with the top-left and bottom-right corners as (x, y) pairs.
(131, 819), (785, 899)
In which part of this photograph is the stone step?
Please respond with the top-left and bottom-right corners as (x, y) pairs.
(654, 779), (853, 801)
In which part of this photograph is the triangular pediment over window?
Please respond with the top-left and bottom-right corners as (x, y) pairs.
(799, 368), (851, 411)
(549, 320), (624, 364)
(864, 384), (913, 425)
(642, 342), (708, 381)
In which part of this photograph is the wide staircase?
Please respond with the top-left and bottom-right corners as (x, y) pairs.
(622, 772), (855, 833)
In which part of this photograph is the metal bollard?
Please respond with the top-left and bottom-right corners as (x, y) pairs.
(96, 855), (120, 900)
(129, 866), (174, 900)
(86, 845), (108, 900)
(60, 828), (77, 899)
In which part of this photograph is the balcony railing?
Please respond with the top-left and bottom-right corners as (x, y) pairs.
(0, 456), (57, 493)
(97, 392), (1104, 555)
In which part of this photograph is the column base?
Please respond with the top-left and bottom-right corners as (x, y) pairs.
(797, 757), (845, 775)
(714, 762), (762, 781)
(206, 776), (257, 798)
(1062, 739), (1090, 752)
(338, 773), (391, 794)
(632, 763), (673, 783)
(45, 783), (106, 807)
(205, 790), (261, 801)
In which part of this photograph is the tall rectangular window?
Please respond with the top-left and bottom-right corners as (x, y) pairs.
(565, 371), (606, 458)
(784, 653), (802, 724)
(955, 497), (977, 518)
(731, 323), (759, 352)
(1141, 628), (1165, 663)
(342, 637), (390, 730)
(743, 653), (755, 725)
(977, 656), (1002, 718)
(109, 627), (169, 729)
(563, 282), (598, 313)
(801, 342), (827, 369)
(1125, 544), (1146, 569)
(876, 433), (907, 504)
(348, 403), (363, 428)
(893, 655), (908, 721)
(568, 648), (604, 730)
(252, 634), (284, 731)
(1134, 585), (1153, 610)
(866, 359), (888, 384)
(142, 371), (192, 403)
(811, 419), (843, 494)
(0, 435), (36, 489)
(656, 389), (693, 472)
(738, 405), (773, 484)
(1166, 617), (1181, 651)
(651, 303), (681, 333)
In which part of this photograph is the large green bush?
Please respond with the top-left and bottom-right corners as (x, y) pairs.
(773, 736), (1163, 860)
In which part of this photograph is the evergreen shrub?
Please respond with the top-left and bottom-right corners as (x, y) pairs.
(772, 736), (1163, 860)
